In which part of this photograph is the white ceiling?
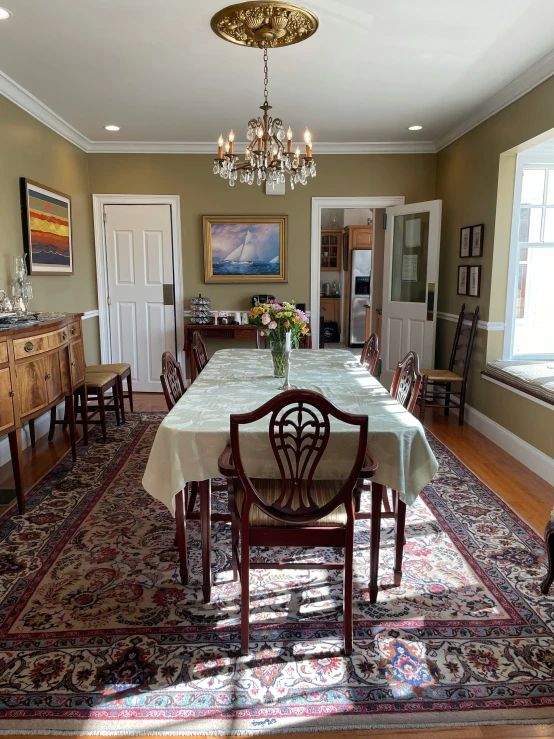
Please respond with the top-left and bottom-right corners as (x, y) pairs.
(1, 0), (554, 150)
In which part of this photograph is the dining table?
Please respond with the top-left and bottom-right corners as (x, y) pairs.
(142, 348), (439, 603)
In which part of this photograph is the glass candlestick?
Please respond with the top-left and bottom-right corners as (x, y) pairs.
(278, 350), (297, 391)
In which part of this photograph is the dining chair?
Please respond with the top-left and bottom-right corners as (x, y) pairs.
(192, 331), (209, 376)
(218, 389), (375, 656)
(416, 304), (479, 426)
(360, 333), (379, 375)
(355, 351), (422, 601)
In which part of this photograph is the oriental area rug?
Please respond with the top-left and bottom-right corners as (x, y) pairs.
(0, 413), (553, 735)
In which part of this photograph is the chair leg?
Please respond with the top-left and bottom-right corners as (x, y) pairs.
(444, 382), (451, 417)
(458, 382), (467, 426)
(9, 429), (24, 515)
(343, 517), (354, 656)
(369, 483), (383, 604)
(419, 375), (428, 424)
(113, 383), (121, 426)
(28, 419), (36, 448)
(240, 523), (250, 656)
(382, 489), (392, 513)
(66, 392), (77, 463)
(228, 485), (239, 582)
(394, 496), (407, 587)
(117, 376), (126, 424)
(187, 481), (198, 514)
(354, 487), (362, 513)
(126, 373), (134, 412)
(48, 406), (57, 441)
(97, 388), (107, 441)
(62, 402), (68, 431)
(175, 488), (188, 586)
(80, 385), (89, 445)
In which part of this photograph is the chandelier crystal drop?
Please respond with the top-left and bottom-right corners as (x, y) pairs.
(213, 47), (315, 190)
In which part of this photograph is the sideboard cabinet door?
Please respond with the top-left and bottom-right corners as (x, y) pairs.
(17, 358), (49, 418)
(69, 339), (85, 387)
(45, 351), (64, 405)
(0, 367), (15, 434)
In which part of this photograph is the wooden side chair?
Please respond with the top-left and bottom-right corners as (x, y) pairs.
(192, 332), (209, 377)
(417, 304), (479, 426)
(160, 350), (230, 585)
(219, 389), (375, 656)
(360, 333), (379, 375)
(355, 351), (422, 602)
(87, 362), (133, 420)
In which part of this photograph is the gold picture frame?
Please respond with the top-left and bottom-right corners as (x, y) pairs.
(203, 215), (287, 283)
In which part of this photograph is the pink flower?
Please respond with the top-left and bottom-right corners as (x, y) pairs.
(261, 313), (271, 325)
(268, 321), (277, 330)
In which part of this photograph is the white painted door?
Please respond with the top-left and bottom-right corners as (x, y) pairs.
(381, 200), (442, 388)
(104, 204), (176, 392)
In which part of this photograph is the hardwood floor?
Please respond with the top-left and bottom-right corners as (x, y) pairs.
(1, 397), (553, 739)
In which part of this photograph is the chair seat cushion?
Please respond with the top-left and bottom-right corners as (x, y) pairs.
(85, 369), (117, 387)
(87, 363), (130, 376)
(235, 478), (347, 527)
(421, 368), (463, 383)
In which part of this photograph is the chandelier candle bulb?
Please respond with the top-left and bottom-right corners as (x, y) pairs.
(287, 126), (293, 152)
(217, 134), (224, 158)
(229, 129), (235, 154)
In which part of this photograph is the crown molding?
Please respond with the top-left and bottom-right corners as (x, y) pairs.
(86, 140), (436, 154)
(0, 70), (91, 152)
(435, 48), (554, 152)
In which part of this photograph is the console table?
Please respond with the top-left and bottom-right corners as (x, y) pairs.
(0, 314), (85, 514)
(184, 323), (312, 382)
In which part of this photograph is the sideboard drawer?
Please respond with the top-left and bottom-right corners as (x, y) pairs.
(13, 328), (68, 360)
(0, 341), (8, 365)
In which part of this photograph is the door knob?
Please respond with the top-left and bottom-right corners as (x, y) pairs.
(24, 341), (34, 353)
(62, 332), (67, 340)
(45, 373), (51, 380)
(70, 327), (76, 335)
(9, 391), (15, 397)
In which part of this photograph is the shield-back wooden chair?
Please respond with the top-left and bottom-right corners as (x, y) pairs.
(219, 389), (374, 656)
(417, 304), (479, 425)
(355, 351), (422, 602)
(360, 333), (379, 375)
(192, 332), (209, 377)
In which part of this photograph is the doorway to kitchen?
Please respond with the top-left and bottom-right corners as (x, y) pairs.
(310, 197), (404, 353)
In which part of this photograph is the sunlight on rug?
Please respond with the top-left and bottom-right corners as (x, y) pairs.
(0, 412), (553, 735)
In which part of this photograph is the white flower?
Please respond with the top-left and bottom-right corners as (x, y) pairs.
(268, 321), (277, 330)
(261, 313), (271, 325)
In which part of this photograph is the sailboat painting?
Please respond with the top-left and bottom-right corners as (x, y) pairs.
(203, 216), (287, 283)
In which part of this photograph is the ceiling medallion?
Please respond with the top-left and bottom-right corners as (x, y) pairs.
(211, 2), (318, 190)
(210, 1), (318, 48)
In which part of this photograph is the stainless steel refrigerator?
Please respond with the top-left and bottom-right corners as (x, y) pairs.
(349, 249), (371, 345)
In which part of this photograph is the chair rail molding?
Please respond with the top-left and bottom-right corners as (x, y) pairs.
(437, 311), (504, 332)
(92, 194), (184, 368)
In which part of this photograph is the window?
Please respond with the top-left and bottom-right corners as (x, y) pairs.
(505, 159), (554, 359)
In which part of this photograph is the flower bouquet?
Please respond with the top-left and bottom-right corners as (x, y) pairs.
(248, 301), (310, 377)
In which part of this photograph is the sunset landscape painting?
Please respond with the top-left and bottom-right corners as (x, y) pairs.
(203, 215), (287, 283)
(21, 179), (73, 275)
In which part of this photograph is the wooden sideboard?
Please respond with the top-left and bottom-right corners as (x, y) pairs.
(0, 314), (85, 514)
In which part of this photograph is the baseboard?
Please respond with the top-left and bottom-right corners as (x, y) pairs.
(0, 403), (65, 470)
(461, 403), (554, 487)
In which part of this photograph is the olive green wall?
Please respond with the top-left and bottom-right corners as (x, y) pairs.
(87, 153), (437, 312)
(0, 96), (100, 363)
(435, 75), (554, 459)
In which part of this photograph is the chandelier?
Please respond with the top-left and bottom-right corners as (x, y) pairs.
(210, 2), (319, 190)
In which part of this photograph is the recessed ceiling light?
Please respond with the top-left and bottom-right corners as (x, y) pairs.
(408, 125), (423, 131)
(104, 125), (120, 132)
(0, 7), (12, 20)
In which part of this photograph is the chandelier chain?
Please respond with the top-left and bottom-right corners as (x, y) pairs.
(263, 45), (268, 104)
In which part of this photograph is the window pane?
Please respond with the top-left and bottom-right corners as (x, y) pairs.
(520, 246), (528, 261)
(547, 170), (554, 205)
(519, 207), (543, 242)
(390, 212), (429, 303)
(521, 168), (546, 205)
(544, 208), (554, 243)
(513, 246), (554, 356)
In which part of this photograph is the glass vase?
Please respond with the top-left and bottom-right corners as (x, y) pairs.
(270, 340), (286, 378)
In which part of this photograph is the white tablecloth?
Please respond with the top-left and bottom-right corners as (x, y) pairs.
(143, 349), (438, 512)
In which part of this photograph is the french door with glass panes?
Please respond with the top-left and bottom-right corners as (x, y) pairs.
(381, 201), (442, 388)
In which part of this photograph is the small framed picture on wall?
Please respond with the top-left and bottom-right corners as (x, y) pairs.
(471, 224), (484, 257)
(460, 226), (471, 258)
(469, 265), (481, 297)
(457, 265), (468, 295)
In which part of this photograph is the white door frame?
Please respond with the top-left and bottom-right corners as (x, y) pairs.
(310, 196), (405, 349)
(92, 194), (185, 369)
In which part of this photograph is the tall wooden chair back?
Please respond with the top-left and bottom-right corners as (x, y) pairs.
(361, 333), (379, 375)
(449, 303), (480, 382)
(391, 351), (422, 413)
(230, 389), (368, 526)
(192, 332), (209, 376)
(160, 351), (186, 411)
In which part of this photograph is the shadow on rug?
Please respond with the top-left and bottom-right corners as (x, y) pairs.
(0, 412), (552, 735)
